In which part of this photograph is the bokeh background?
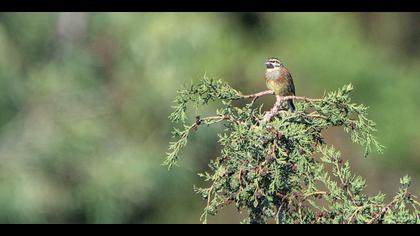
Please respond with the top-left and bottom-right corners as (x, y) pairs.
(0, 12), (419, 223)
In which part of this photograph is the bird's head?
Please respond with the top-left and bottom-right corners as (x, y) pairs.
(265, 57), (284, 69)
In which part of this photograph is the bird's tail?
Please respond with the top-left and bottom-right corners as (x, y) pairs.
(288, 100), (296, 112)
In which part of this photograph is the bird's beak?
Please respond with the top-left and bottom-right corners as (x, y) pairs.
(265, 62), (274, 68)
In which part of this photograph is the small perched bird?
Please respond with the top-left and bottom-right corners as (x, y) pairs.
(264, 57), (296, 112)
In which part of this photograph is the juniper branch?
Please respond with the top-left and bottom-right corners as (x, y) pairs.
(165, 77), (418, 224)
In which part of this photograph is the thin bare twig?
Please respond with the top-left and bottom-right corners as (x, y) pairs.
(282, 95), (322, 102)
(239, 90), (321, 103)
(238, 90), (274, 99)
(304, 191), (328, 198)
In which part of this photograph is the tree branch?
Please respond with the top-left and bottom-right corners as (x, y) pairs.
(200, 115), (246, 126)
(367, 197), (399, 224)
(282, 95), (322, 102)
(238, 90), (321, 103)
(239, 90), (324, 125)
(261, 95), (286, 124)
(238, 90), (274, 99)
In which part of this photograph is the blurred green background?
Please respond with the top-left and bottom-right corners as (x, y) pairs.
(0, 12), (419, 223)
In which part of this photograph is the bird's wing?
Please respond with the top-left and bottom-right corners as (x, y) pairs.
(285, 71), (296, 95)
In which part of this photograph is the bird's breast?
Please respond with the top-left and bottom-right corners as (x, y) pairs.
(265, 69), (289, 95)
(265, 69), (281, 81)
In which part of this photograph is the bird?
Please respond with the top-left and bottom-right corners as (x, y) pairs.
(264, 57), (296, 112)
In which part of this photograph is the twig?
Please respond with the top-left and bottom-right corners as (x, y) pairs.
(304, 191), (327, 198)
(347, 204), (382, 224)
(367, 197), (399, 224)
(238, 89), (323, 125)
(239, 90), (321, 103)
(207, 186), (214, 206)
(238, 90), (274, 99)
(413, 198), (420, 207)
(307, 112), (328, 119)
(276, 196), (287, 224)
(238, 166), (244, 191)
(175, 115), (245, 146)
(282, 95), (322, 102)
(335, 165), (357, 204)
(200, 115), (246, 126)
(261, 95), (285, 124)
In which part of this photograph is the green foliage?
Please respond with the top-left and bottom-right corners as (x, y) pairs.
(165, 77), (419, 224)
(1, 12), (419, 224)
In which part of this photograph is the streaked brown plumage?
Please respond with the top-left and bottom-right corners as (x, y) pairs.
(264, 57), (296, 112)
